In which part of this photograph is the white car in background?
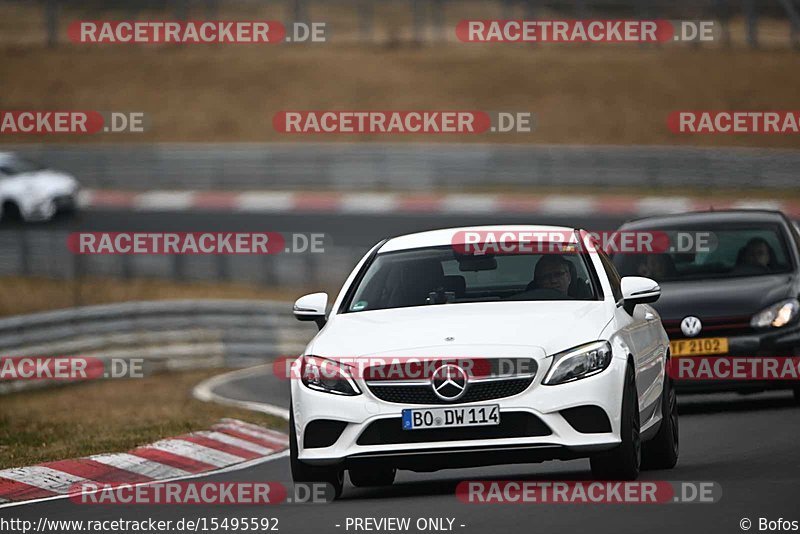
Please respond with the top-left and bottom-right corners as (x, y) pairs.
(0, 152), (79, 222)
(290, 225), (678, 498)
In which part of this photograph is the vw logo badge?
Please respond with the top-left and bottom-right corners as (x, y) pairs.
(431, 364), (468, 401)
(680, 316), (702, 337)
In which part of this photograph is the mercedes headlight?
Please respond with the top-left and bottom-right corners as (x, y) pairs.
(543, 341), (613, 385)
(750, 298), (800, 329)
(301, 356), (361, 396)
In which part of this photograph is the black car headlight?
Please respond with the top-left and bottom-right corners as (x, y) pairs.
(301, 356), (361, 396)
(543, 341), (613, 385)
(750, 298), (799, 329)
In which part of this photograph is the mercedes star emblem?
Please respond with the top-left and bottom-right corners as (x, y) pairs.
(431, 364), (468, 401)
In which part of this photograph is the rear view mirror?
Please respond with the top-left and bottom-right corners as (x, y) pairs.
(457, 255), (497, 272)
(293, 292), (328, 329)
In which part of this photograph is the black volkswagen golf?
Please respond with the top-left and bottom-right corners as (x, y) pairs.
(613, 210), (800, 400)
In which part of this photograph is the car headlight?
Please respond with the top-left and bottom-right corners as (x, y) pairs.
(301, 356), (361, 396)
(543, 341), (613, 385)
(750, 298), (800, 329)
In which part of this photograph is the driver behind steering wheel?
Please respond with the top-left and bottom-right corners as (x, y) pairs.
(533, 255), (572, 296)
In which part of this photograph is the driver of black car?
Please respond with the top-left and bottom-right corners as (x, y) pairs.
(734, 237), (778, 274)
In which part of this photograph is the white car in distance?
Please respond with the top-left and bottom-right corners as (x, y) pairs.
(290, 225), (677, 498)
(0, 152), (80, 222)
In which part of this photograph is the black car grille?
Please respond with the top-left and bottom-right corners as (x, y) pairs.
(663, 315), (754, 339)
(356, 412), (551, 445)
(367, 376), (535, 405)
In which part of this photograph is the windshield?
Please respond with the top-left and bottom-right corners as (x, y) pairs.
(0, 156), (45, 176)
(345, 245), (600, 313)
(612, 224), (794, 282)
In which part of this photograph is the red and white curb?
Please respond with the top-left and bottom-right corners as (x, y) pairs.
(78, 190), (800, 218)
(0, 418), (288, 508)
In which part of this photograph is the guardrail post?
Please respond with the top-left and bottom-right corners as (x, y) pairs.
(72, 255), (83, 308)
(290, 0), (307, 25)
(216, 254), (231, 282)
(44, 0), (59, 48)
(743, 0), (759, 49)
(172, 254), (186, 282)
(19, 230), (31, 276)
(714, 0), (732, 48)
(432, 0), (445, 42)
(411, 0), (424, 44)
(358, 0), (374, 42)
(175, 0), (189, 20)
(501, 0), (514, 19)
(204, 0), (219, 19)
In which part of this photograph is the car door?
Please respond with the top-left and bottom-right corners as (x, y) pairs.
(597, 250), (662, 423)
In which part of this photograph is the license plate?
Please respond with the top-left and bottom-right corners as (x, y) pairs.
(670, 337), (729, 357)
(402, 405), (500, 430)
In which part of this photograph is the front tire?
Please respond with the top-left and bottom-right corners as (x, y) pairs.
(289, 408), (344, 499)
(642, 372), (679, 470)
(590, 363), (641, 480)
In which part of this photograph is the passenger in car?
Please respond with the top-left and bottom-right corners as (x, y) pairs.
(636, 253), (676, 281)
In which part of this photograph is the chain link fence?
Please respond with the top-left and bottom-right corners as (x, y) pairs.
(2, 0), (799, 48)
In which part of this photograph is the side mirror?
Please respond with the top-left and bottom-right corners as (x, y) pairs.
(620, 276), (660, 314)
(293, 292), (328, 329)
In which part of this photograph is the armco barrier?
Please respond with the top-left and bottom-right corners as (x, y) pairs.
(0, 299), (317, 394)
(7, 143), (800, 191)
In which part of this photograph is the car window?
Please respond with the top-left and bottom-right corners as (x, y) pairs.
(0, 157), (44, 175)
(345, 245), (600, 313)
(613, 223), (793, 282)
(597, 250), (623, 302)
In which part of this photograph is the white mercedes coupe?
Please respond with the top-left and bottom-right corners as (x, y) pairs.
(290, 225), (677, 498)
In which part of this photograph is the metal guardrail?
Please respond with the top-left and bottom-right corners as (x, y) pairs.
(0, 299), (317, 394)
(8, 143), (800, 191)
(0, 230), (368, 291)
(8, 0), (800, 49)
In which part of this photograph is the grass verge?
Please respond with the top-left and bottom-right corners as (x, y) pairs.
(0, 368), (286, 470)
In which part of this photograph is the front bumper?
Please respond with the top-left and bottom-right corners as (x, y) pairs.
(291, 354), (628, 469)
(672, 323), (800, 393)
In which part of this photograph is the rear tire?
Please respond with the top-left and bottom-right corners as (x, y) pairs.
(793, 387), (800, 405)
(590, 363), (641, 480)
(289, 408), (344, 500)
(349, 466), (396, 488)
(641, 372), (679, 470)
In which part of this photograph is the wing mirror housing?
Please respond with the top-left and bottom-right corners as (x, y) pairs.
(620, 276), (660, 314)
(293, 292), (328, 329)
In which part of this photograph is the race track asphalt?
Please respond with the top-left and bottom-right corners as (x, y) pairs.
(2, 207), (799, 533)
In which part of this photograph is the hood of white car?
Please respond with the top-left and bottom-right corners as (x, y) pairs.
(310, 301), (611, 358)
